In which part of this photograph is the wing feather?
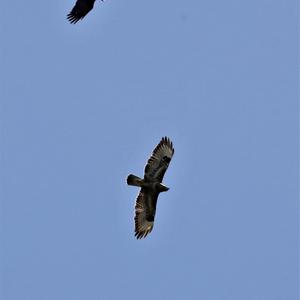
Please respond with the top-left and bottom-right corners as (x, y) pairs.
(144, 137), (174, 182)
(67, 0), (97, 24)
(134, 189), (159, 239)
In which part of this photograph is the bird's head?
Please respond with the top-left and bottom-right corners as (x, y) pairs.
(158, 183), (169, 192)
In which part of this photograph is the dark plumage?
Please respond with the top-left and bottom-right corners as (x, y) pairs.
(127, 137), (174, 239)
(67, 0), (101, 24)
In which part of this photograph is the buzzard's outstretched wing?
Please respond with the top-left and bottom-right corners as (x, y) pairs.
(144, 137), (174, 183)
(67, 0), (97, 24)
(134, 189), (159, 239)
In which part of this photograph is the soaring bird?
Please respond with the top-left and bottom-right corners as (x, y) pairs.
(127, 137), (174, 239)
(67, 0), (102, 24)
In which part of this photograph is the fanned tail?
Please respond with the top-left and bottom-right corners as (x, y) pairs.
(127, 174), (143, 187)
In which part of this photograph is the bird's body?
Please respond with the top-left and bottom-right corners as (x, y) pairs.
(67, 0), (101, 24)
(127, 137), (174, 239)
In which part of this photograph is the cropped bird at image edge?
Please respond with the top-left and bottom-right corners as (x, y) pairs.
(67, 0), (103, 24)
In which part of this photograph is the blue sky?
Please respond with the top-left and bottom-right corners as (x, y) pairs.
(1, 0), (298, 299)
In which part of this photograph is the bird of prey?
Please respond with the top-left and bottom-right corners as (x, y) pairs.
(127, 137), (174, 239)
(67, 0), (102, 24)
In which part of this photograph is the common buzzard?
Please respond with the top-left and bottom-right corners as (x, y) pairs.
(67, 0), (102, 24)
(127, 137), (174, 239)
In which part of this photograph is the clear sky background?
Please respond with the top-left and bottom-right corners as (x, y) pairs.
(1, 1), (298, 299)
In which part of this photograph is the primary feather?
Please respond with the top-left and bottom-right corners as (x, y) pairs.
(67, 0), (101, 24)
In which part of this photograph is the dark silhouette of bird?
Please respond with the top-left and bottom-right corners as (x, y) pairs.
(127, 137), (174, 239)
(67, 0), (102, 24)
